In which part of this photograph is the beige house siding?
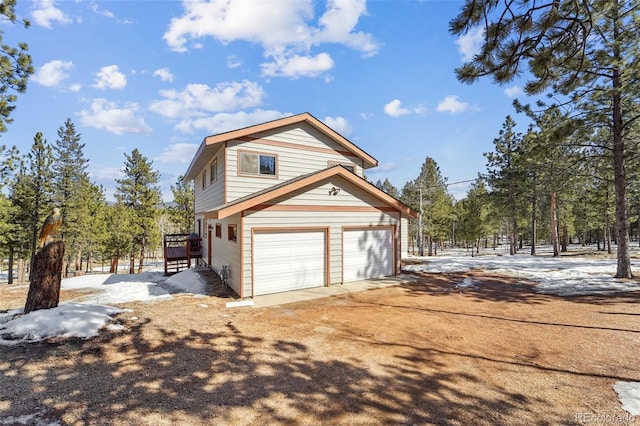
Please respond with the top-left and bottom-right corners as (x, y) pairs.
(194, 147), (225, 213)
(401, 217), (409, 259)
(205, 213), (242, 297)
(225, 124), (365, 203)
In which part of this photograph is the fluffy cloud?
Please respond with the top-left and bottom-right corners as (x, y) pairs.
(149, 80), (265, 122)
(93, 65), (127, 90)
(261, 53), (334, 78)
(455, 26), (484, 62)
(163, 0), (378, 78)
(32, 60), (73, 87)
(323, 116), (352, 136)
(79, 98), (152, 135)
(153, 68), (174, 82)
(31, 0), (72, 28)
(383, 99), (425, 118)
(504, 85), (524, 98)
(436, 95), (470, 114)
(175, 109), (288, 134)
(154, 143), (199, 164)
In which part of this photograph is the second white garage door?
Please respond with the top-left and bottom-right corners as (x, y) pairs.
(253, 230), (326, 296)
(343, 228), (393, 282)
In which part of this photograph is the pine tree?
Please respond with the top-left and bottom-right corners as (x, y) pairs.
(114, 149), (162, 273)
(484, 116), (524, 255)
(8, 133), (54, 280)
(168, 175), (194, 234)
(0, 0), (34, 133)
(450, 0), (640, 277)
(52, 118), (91, 276)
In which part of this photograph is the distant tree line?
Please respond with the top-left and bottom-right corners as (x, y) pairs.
(0, 118), (195, 283)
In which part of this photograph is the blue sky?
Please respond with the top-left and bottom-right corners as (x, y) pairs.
(2, 0), (534, 201)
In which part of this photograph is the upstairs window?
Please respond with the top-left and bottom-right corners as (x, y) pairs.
(201, 170), (206, 189)
(215, 223), (222, 238)
(239, 151), (276, 176)
(210, 158), (218, 184)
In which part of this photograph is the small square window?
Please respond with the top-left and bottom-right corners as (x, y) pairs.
(210, 159), (218, 184)
(228, 224), (237, 242)
(215, 223), (222, 238)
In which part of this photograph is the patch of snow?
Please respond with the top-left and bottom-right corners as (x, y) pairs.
(403, 251), (640, 296)
(455, 277), (477, 289)
(0, 303), (126, 345)
(614, 381), (640, 416)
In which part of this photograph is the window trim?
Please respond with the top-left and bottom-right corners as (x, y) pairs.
(228, 224), (238, 242)
(238, 149), (278, 178)
(210, 158), (218, 184)
(215, 223), (222, 238)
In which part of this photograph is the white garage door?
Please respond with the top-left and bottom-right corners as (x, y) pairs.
(253, 230), (326, 296)
(343, 228), (393, 282)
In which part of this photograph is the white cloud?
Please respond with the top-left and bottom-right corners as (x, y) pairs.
(504, 85), (524, 98)
(436, 95), (470, 114)
(69, 84), (82, 92)
(383, 99), (425, 118)
(367, 162), (398, 174)
(175, 109), (288, 134)
(93, 65), (127, 90)
(149, 80), (265, 120)
(31, 0), (72, 28)
(153, 68), (174, 82)
(323, 116), (352, 136)
(455, 26), (484, 62)
(155, 143), (199, 164)
(32, 60), (73, 87)
(227, 55), (242, 69)
(79, 98), (152, 135)
(261, 52), (334, 78)
(163, 0), (378, 78)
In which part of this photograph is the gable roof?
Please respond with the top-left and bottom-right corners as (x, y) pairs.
(185, 112), (378, 181)
(201, 165), (417, 220)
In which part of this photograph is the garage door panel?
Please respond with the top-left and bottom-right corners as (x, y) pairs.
(343, 228), (393, 282)
(253, 230), (326, 296)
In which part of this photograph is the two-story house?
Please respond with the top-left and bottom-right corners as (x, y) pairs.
(184, 112), (417, 298)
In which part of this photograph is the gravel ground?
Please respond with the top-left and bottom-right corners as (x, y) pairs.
(1, 270), (639, 425)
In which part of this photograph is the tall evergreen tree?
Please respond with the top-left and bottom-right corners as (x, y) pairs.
(168, 175), (194, 234)
(484, 116), (524, 255)
(8, 133), (54, 280)
(52, 118), (91, 275)
(0, 0), (34, 133)
(415, 157), (454, 256)
(114, 149), (162, 273)
(450, 0), (640, 277)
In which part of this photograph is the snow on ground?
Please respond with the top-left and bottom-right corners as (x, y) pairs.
(402, 249), (640, 296)
(0, 267), (209, 346)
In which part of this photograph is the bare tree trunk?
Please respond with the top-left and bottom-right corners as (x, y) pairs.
(110, 255), (118, 274)
(530, 198), (537, 255)
(17, 258), (25, 284)
(550, 192), (559, 257)
(24, 242), (64, 314)
(137, 239), (145, 274)
(129, 253), (135, 274)
(8, 244), (14, 284)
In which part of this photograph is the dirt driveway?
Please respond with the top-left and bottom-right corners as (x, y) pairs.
(1, 271), (639, 425)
